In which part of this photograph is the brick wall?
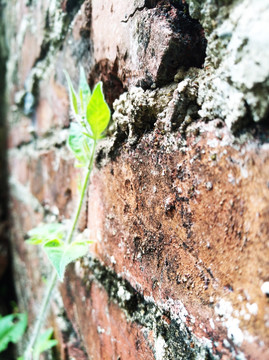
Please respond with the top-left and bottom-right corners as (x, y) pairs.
(3, 0), (269, 359)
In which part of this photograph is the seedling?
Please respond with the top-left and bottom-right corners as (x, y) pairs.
(32, 328), (58, 360)
(23, 67), (110, 359)
(26, 223), (92, 282)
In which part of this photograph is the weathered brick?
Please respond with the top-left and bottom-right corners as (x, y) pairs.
(85, 120), (269, 359)
(61, 268), (156, 360)
(35, 75), (69, 136)
(88, 0), (206, 91)
(9, 145), (88, 232)
(19, 31), (41, 87)
(8, 150), (30, 185)
(4, 0), (269, 358)
(8, 116), (32, 148)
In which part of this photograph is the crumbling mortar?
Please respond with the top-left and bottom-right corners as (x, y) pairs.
(8, 126), (69, 151)
(186, 0), (269, 131)
(94, 0), (269, 160)
(80, 256), (218, 360)
(96, 68), (203, 165)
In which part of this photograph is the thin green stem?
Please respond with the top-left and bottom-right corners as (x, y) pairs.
(66, 139), (96, 245)
(23, 271), (57, 360)
(23, 140), (97, 360)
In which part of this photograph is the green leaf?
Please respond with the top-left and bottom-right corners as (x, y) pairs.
(79, 66), (91, 113)
(33, 328), (58, 360)
(43, 239), (65, 279)
(0, 313), (27, 352)
(59, 240), (90, 281)
(43, 239), (91, 281)
(26, 223), (65, 245)
(68, 122), (93, 167)
(64, 70), (79, 115)
(86, 82), (110, 140)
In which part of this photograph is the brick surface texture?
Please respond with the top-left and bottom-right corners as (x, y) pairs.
(2, 0), (269, 359)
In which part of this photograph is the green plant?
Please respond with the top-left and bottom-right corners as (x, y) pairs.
(26, 223), (91, 282)
(0, 313), (27, 353)
(32, 328), (58, 360)
(17, 327), (58, 360)
(23, 67), (110, 360)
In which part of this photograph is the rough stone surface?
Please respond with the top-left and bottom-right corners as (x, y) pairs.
(3, 0), (269, 359)
(86, 120), (269, 359)
(89, 0), (206, 89)
(188, 0), (269, 130)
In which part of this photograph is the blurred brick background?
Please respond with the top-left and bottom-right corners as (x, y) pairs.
(1, 0), (269, 359)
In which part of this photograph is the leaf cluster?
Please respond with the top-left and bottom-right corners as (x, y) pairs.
(64, 67), (110, 167)
(26, 223), (92, 282)
(26, 68), (111, 282)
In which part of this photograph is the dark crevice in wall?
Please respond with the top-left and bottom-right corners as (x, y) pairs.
(96, 128), (128, 163)
(89, 58), (126, 110)
(79, 0), (92, 38)
(57, 308), (88, 360)
(235, 116), (269, 144)
(0, 1), (18, 359)
(80, 256), (217, 360)
(0, 0), (10, 306)
(62, 0), (85, 14)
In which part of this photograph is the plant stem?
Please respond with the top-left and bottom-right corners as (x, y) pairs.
(66, 139), (96, 245)
(23, 271), (57, 360)
(23, 140), (97, 360)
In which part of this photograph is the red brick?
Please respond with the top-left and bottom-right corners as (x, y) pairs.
(61, 270), (155, 360)
(36, 75), (69, 136)
(9, 146), (87, 229)
(88, 0), (206, 89)
(19, 31), (41, 87)
(85, 121), (269, 359)
(8, 116), (32, 148)
(8, 150), (30, 185)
